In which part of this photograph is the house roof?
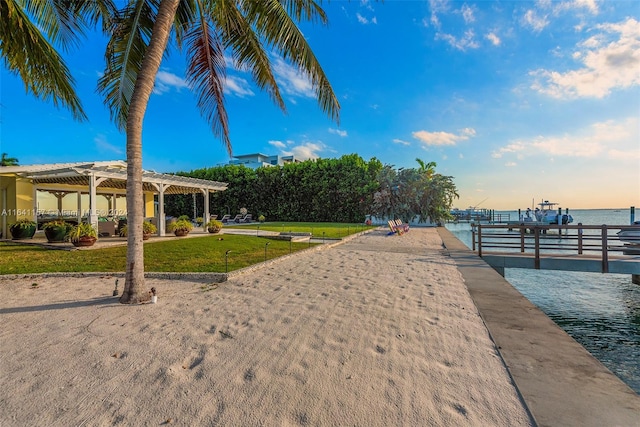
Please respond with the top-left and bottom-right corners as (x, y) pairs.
(0, 161), (227, 195)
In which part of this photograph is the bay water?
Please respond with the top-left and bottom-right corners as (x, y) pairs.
(446, 208), (640, 394)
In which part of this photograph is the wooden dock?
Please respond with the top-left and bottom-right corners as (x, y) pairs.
(471, 224), (640, 279)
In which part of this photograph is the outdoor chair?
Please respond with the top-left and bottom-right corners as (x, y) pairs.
(220, 214), (231, 223)
(232, 214), (244, 223)
(240, 214), (252, 223)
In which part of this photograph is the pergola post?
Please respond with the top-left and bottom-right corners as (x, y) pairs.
(158, 184), (166, 236)
(76, 191), (82, 224)
(202, 189), (210, 231)
(32, 185), (38, 223)
(1, 188), (6, 238)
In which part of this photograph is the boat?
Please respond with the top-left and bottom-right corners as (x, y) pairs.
(534, 200), (573, 225)
(450, 207), (492, 222)
(617, 221), (640, 244)
(517, 200), (573, 225)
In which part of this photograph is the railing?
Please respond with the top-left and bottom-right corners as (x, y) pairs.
(471, 224), (639, 273)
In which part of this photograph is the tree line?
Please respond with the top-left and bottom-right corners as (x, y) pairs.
(166, 155), (458, 225)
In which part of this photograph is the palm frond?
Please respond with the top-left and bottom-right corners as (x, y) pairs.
(0, 0), (87, 120)
(21, 0), (87, 50)
(244, 0), (340, 123)
(98, 0), (161, 131)
(184, 3), (231, 155)
(279, 0), (328, 24)
(207, 0), (285, 111)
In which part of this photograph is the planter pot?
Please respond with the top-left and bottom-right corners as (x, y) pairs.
(143, 233), (151, 240)
(207, 227), (221, 234)
(174, 230), (190, 237)
(72, 236), (97, 247)
(10, 224), (36, 240)
(44, 226), (68, 243)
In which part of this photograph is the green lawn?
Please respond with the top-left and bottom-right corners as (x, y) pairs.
(0, 234), (315, 275)
(225, 222), (375, 239)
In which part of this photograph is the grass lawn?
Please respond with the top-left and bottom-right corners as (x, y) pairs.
(224, 222), (375, 239)
(0, 234), (315, 275)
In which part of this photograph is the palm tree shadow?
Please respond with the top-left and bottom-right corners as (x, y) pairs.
(0, 296), (120, 314)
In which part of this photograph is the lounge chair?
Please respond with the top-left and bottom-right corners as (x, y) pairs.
(240, 214), (252, 223)
(388, 219), (409, 235)
(209, 215), (218, 221)
(220, 214), (231, 223)
(232, 214), (244, 223)
(395, 219), (409, 232)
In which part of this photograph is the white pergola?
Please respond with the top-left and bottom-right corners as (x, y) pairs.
(1, 161), (228, 236)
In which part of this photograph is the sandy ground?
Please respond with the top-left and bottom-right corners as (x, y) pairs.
(0, 228), (533, 426)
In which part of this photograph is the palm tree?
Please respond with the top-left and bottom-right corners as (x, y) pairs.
(0, 153), (19, 166)
(98, 0), (340, 303)
(0, 0), (115, 120)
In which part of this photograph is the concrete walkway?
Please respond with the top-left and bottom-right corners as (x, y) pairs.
(437, 227), (640, 427)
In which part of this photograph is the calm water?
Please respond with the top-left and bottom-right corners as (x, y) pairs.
(446, 208), (640, 394)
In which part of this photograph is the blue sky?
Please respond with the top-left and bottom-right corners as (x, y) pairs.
(1, 0), (639, 210)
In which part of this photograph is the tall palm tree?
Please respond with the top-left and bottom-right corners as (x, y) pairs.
(98, 0), (340, 303)
(0, 153), (19, 166)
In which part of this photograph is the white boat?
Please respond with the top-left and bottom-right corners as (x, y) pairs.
(617, 222), (640, 244)
(519, 200), (573, 225)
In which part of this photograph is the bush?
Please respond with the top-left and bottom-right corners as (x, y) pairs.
(206, 219), (223, 233)
(168, 219), (193, 233)
(67, 223), (98, 242)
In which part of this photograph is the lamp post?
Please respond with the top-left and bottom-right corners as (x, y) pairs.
(264, 242), (270, 262)
(289, 230), (292, 253)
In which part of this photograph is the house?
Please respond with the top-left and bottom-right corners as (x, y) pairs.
(0, 161), (227, 238)
(227, 153), (300, 169)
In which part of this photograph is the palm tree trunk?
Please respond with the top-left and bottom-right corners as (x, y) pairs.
(120, 0), (180, 303)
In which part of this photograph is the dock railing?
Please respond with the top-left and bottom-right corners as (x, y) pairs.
(472, 223), (638, 273)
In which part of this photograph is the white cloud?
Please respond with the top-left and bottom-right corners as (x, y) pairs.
(554, 0), (598, 15)
(460, 128), (476, 137)
(427, 0), (450, 29)
(328, 128), (348, 137)
(460, 4), (475, 24)
(522, 9), (549, 32)
(505, 162), (518, 167)
(360, 0), (374, 12)
(272, 56), (315, 98)
(392, 138), (411, 146)
(224, 75), (254, 97)
(268, 140), (286, 149)
(154, 70), (188, 94)
(530, 18), (640, 99)
(436, 29), (479, 51)
(486, 32), (501, 46)
(283, 142), (325, 160)
(412, 128), (476, 146)
(94, 134), (122, 155)
(492, 117), (639, 161)
(491, 141), (526, 158)
(356, 13), (377, 25)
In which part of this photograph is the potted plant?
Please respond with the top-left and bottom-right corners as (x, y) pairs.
(9, 218), (37, 240)
(168, 218), (193, 236)
(119, 221), (157, 240)
(67, 223), (98, 247)
(206, 219), (223, 234)
(42, 219), (71, 243)
(195, 217), (204, 226)
(258, 214), (266, 223)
